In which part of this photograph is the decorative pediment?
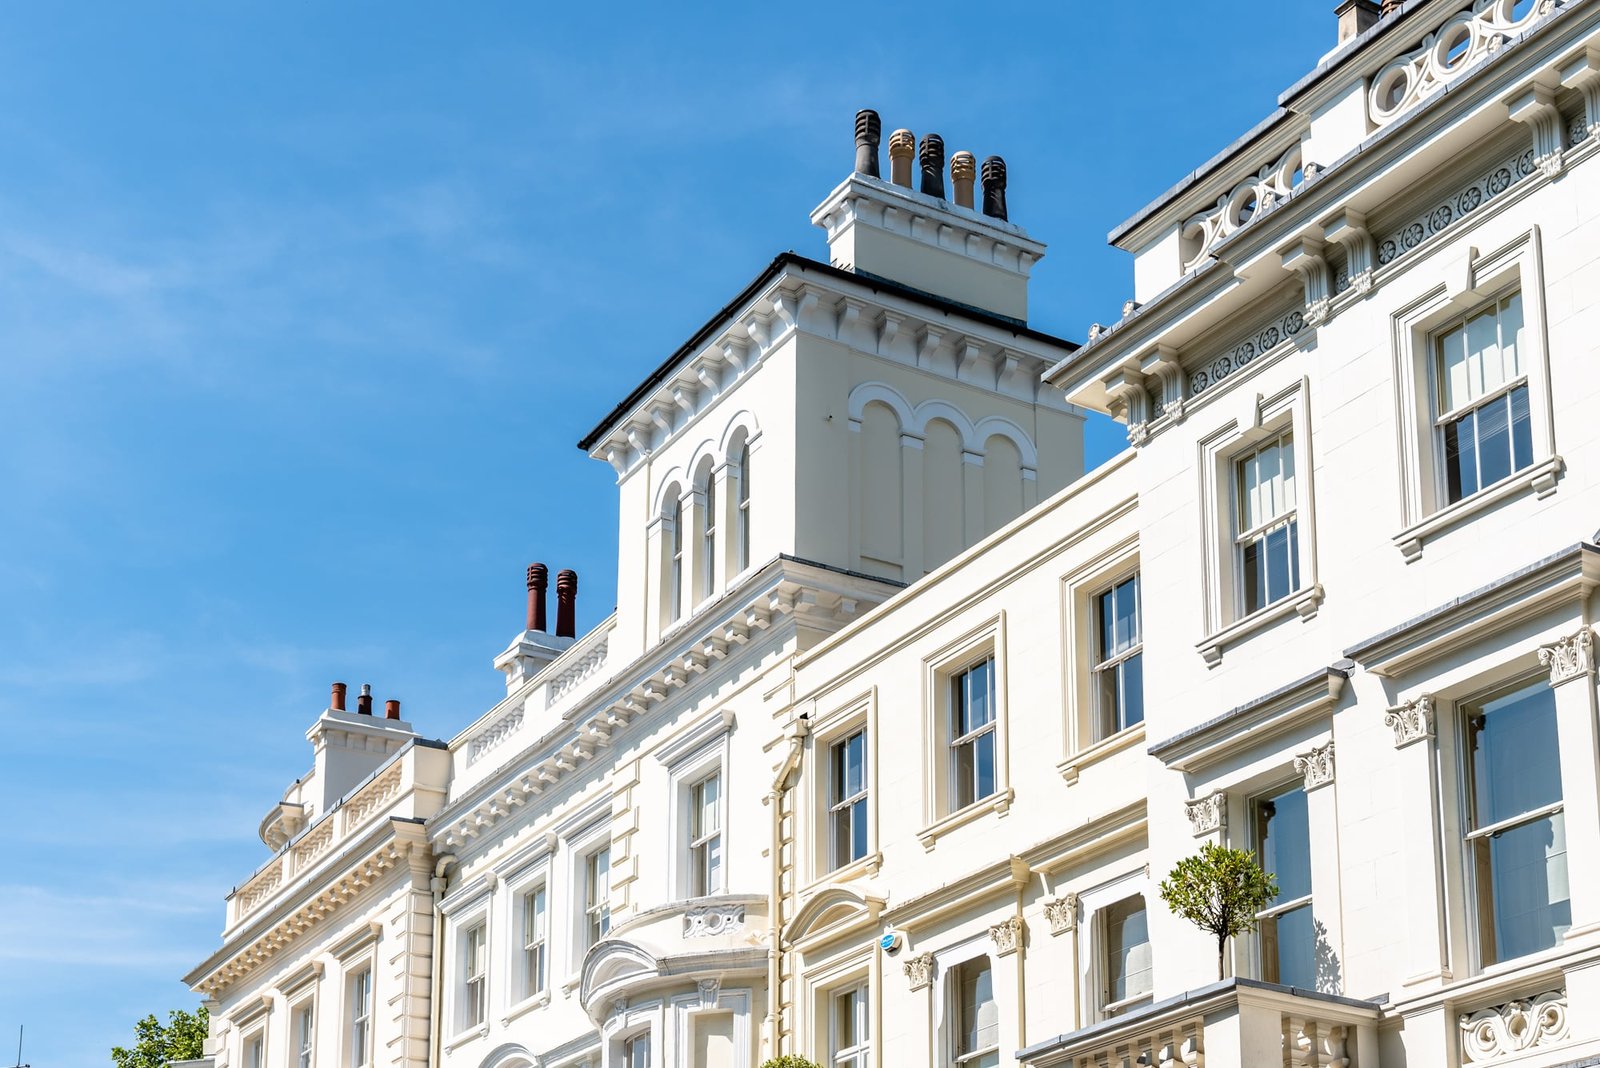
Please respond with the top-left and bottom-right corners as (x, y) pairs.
(785, 885), (887, 951)
(579, 939), (663, 1018)
(475, 1044), (539, 1068)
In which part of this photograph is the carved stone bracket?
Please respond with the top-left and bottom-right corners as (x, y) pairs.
(1042, 894), (1078, 936)
(697, 977), (722, 1009)
(1185, 790), (1227, 837)
(1323, 209), (1376, 297)
(1506, 84), (1567, 178)
(990, 915), (1025, 957)
(1538, 626), (1595, 686)
(1294, 740), (1336, 791)
(1385, 695), (1435, 748)
(1459, 989), (1569, 1062)
(903, 952), (935, 992)
(1281, 238), (1333, 328)
(1562, 49), (1600, 142)
(1140, 345), (1186, 423)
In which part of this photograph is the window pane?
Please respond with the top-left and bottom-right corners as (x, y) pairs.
(1476, 392), (1512, 488)
(1481, 811), (1571, 961)
(1510, 384), (1532, 473)
(1097, 588), (1116, 660)
(1264, 522), (1293, 607)
(1266, 902), (1317, 989)
(1470, 681), (1562, 825)
(956, 959), (997, 1055)
(1120, 653), (1144, 731)
(1239, 450), (1262, 529)
(842, 731), (865, 799)
(965, 661), (992, 731)
(1445, 412), (1478, 501)
(1106, 899), (1152, 1004)
(1466, 306), (1500, 397)
(974, 730), (995, 802)
(1500, 292), (1525, 381)
(1116, 576), (1140, 649)
(1259, 787), (1312, 902)
(850, 797), (868, 863)
(1242, 537), (1263, 613)
(954, 740), (975, 809)
(1440, 323), (1469, 411)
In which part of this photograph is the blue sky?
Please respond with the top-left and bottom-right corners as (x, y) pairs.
(0, 3), (1334, 1062)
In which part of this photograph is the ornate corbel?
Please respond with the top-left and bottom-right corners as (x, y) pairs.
(1323, 209), (1376, 295)
(1539, 626), (1595, 686)
(1280, 237), (1333, 327)
(1562, 49), (1600, 143)
(1384, 695), (1434, 748)
(1103, 366), (1153, 446)
(1185, 790), (1227, 837)
(903, 952), (935, 991)
(1506, 83), (1566, 178)
(1293, 740), (1336, 790)
(990, 915), (1025, 957)
(1139, 344), (1186, 422)
(1042, 894), (1078, 936)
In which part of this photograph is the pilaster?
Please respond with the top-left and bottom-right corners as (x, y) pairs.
(901, 433), (926, 578)
(1540, 626), (1600, 938)
(1384, 695), (1449, 987)
(1296, 740), (1346, 993)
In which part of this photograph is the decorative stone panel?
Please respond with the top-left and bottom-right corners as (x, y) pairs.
(1043, 894), (1078, 936)
(1384, 696), (1434, 748)
(990, 916), (1024, 957)
(1293, 741), (1336, 791)
(1185, 791), (1227, 837)
(1459, 989), (1569, 1062)
(1538, 626), (1594, 685)
(903, 952), (935, 991)
(683, 903), (745, 938)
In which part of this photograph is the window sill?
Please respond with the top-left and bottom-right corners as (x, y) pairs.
(500, 990), (550, 1027)
(802, 851), (883, 896)
(1393, 455), (1562, 562)
(1058, 723), (1146, 785)
(443, 1023), (489, 1053)
(916, 788), (1014, 852)
(1197, 584), (1325, 668)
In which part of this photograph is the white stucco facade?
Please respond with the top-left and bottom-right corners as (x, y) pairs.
(189, 2), (1600, 1065)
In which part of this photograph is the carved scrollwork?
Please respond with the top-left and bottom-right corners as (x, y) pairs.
(1385, 696), (1434, 748)
(1181, 145), (1305, 271)
(1459, 989), (1569, 1062)
(1043, 894), (1078, 936)
(1293, 741), (1336, 791)
(989, 916), (1024, 957)
(682, 903), (745, 938)
(1185, 791), (1227, 837)
(903, 952), (935, 991)
(1538, 626), (1595, 685)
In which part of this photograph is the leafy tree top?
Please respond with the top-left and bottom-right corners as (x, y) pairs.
(111, 1007), (208, 1068)
(1158, 842), (1278, 979)
(761, 1057), (823, 1068)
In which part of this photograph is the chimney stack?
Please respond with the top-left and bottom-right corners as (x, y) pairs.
(556, 569), (578, 639)
(526, 562), (549, 633)
(950, 152), (977, 209)
(331, 681), (347, 712)
(981, 156), (1009, 221)
(888, 129), (915, 187)
(919, 134), (946, 199)
(1336, 0), (1381, 43)
(854, 110), (881, 178)
(357, 683), (373, 716)
(384, 699), (401, 721)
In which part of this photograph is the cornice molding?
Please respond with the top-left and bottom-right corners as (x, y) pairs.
(1148, 665), (1350, 772)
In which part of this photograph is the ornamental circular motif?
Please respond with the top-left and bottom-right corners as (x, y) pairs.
(1193, 372), (1209, 391)
(1402, 223), (1425, 249)
(1489, 167), (1513, 193)
(1379, 240), (1398, 264)
(1237, 341), (1255, 361)
(1261, 326), (1281, 348)
(1286, 311), (1305, 334)
(1517, 150), (1536, 176)
(1460, 185), (1483, 212)
(1429, 205), (1453, 231)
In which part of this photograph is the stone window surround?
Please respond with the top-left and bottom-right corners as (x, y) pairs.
(1077, 867), (1154, 1026)
(917, 613), (1013, 851)
(802, 951), (874, 1068)
(657, 709), (736, 901)
(602, 997), (664, 1068)
(1057, 533), (1145, 786)
(1388, 226), (1559, 562)
(438, 890), (491, 1048)
(927, 930), (998, 1068)
(1195, 376), (1324, 667)
(802, 688), (882, 889)
(558, 804), (616, 993)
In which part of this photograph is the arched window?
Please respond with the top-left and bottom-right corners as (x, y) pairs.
(701, 473), (717, 600)
(736, 441), (751, 572)
(669, 495), (684, 623)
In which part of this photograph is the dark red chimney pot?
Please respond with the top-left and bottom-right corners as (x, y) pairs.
(384, 699), (401, 721)
(331, 681), (347, 712)
(526, 562), (549, 633)
(357, 683), (373, 716)
(556, 569), (578, 638)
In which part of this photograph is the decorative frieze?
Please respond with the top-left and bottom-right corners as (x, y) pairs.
(1042, 894), (1078, 936)
(683, 903), (745, 938)
(1188, 308), (1307, 398)
(1185, 791), (1227, 837)
(990, 916), (1024, 957)
(1385, 695), (1435, 748)
(467, 708), (524, 767)
(1293, 741), (1336, 791)
(1459, 989), (1569, 1062)
(1181, 144), (1305, 271)
(903, 952), (935, 991)
(1369, 0), (1560, 128)
(1538, 626), (1594, 685)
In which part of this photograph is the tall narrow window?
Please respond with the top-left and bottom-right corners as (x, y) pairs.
(689, 771), (724, 896)
(1103, 897), (1152, 1015)
(950, 958), (999, 1068)
(624, 1033), (652, 1068)
(669, 497), (684, 623)
(247, 1033), (265, 1068)
(702, 476), (717, 600)
(1235, 434), (1299, 615)
(1253, 784), (1314, 987)
(462, 921), (487, 1028)
(522, 885), (548, 997)
(950, 657), (997, 810)
(736, 441), (751, 572)
(830, 729), (869, 869)
(295, 1004), (314, 1068)
(831, 982), (871, 1068)
(585, 847), (612, 947)
(1436, 292), (1531, 503)
(350, 968), (372, 1068)
(1092, 574), (1143, 737)
(1465, 678), (1569, 965)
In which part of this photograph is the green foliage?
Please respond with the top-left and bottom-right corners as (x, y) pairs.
(760, 1057), (823, 1068)
(111, 1007), (209, 1068)
(1158, 841), (1278, 979)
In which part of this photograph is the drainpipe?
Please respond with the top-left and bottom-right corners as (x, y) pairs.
(764, 720), (808, 1059)
(428, 854), (457, 1068)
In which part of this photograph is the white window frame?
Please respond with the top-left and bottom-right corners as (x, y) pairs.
(584, 844), (612, 949)
(244, 1029), (267, 1068)
(1090, 571), (1144, 740)
(687, 768), (725, 897)
(701, 473), (717, 601)
(1232, 432), (1301, 618)
(521, 882), (549, 1000)
(828, 727), (870, 873)
(459, 917), (488, 1032)
(1196, 378), (1322, 667)
(348, 966), (374, 1068)
(668, 495), (685, 623)
(1098, 895), (1154, 1018)
(657, 708), (737, 898)
(292, 999), (315, 1068)
(804, 692), (879, 886)
(736, 439), (751, 573)
(1390, 228), (1558, 561)
(919, 616), (1012, 849)
(949, 655), (998, 812)
(1059, 538), (1146, 785)
(1248, 780), (1315, 987)
(828, 979), (871, 1068)
(947, 955), (999, 1068)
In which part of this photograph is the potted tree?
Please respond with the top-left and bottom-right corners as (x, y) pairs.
(1158, 842), (1278, 981)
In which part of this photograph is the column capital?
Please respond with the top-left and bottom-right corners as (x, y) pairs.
(903, 952), (935, 991)
(1185, 790), (1226, 837)
(1539, 626), (1595, 686)
(1385, 695), (1435, 748)
(1294, 740), (1336, 790)
(1042, 894), (1078, 936)
(990, 915), (1025, 957)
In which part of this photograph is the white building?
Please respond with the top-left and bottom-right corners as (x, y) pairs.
(188, 1), (1600, 1065)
